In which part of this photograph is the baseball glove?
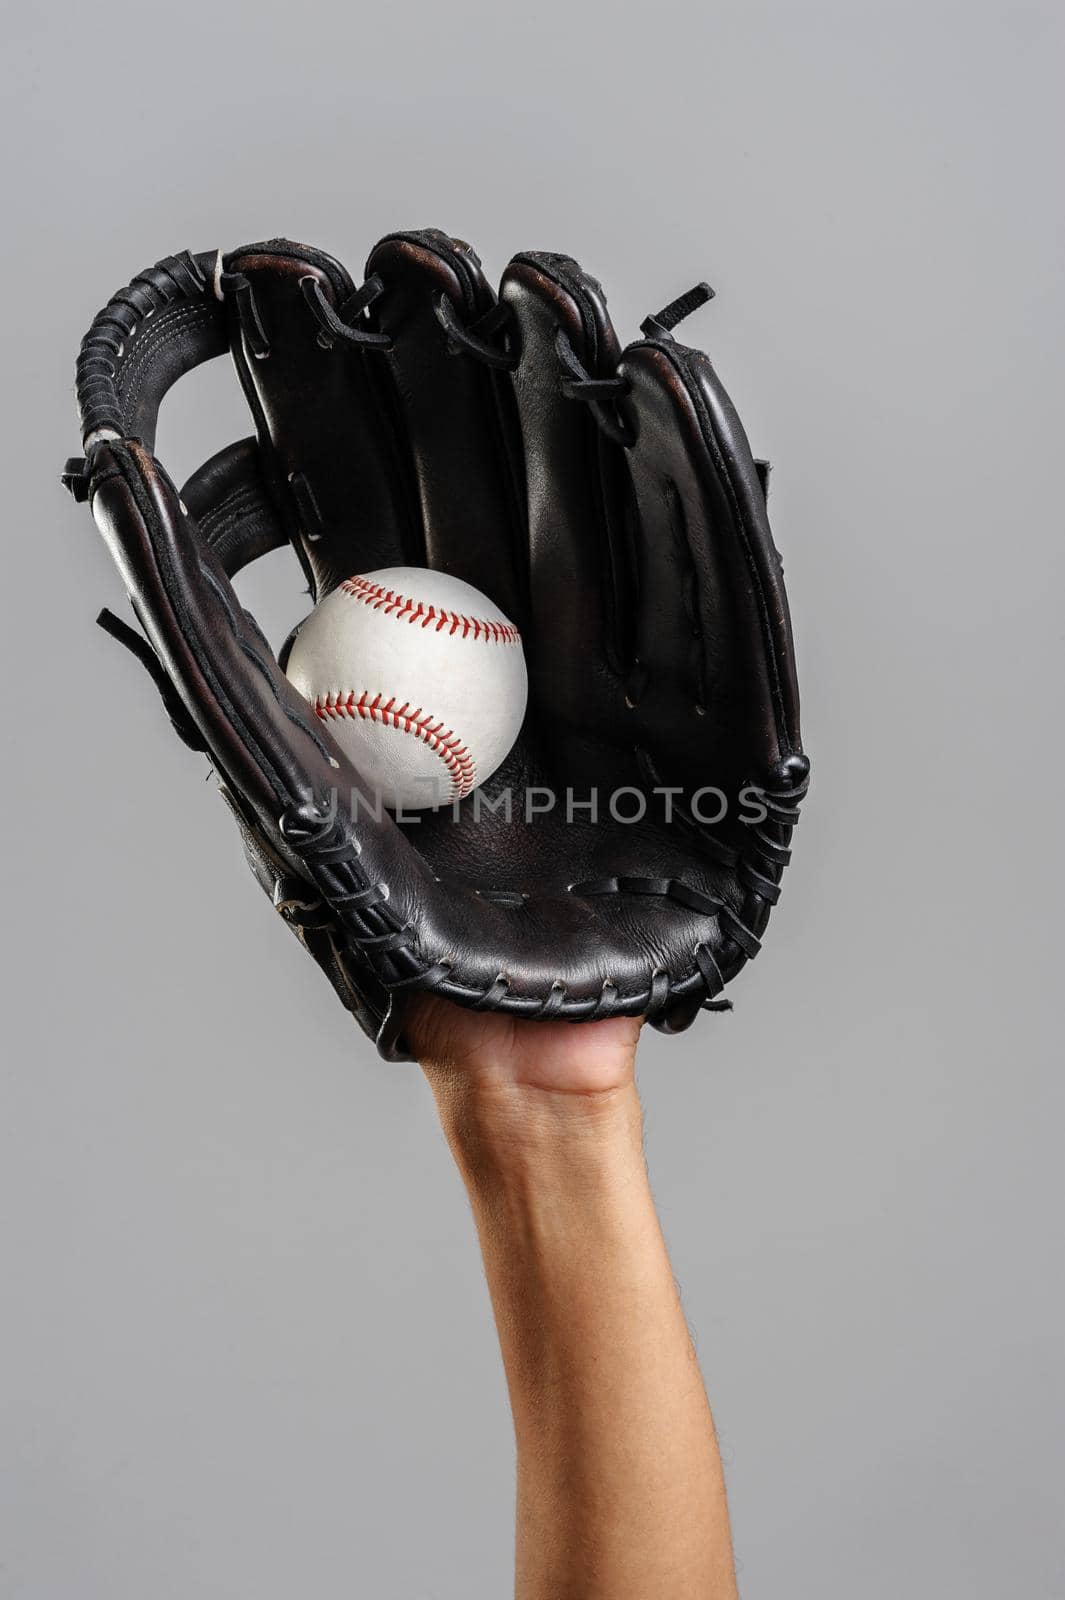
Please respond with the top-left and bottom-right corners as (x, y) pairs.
(63, 231), (809, 1059)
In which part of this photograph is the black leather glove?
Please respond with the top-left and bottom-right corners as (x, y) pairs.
(63, 231), (809, 1059)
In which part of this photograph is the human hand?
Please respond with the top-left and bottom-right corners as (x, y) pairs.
(406, 994), (642, 1104)
(407, 997), (644, 1166)
(405, 994), (737, 1600)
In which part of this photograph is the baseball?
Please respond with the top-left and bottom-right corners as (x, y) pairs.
(285, 567), (527, 812)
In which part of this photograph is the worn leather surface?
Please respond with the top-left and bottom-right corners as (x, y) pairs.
(68, 231), (809, 1058)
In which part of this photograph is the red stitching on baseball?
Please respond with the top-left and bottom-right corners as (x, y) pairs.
(314, 691), (477, 800)
(339, 576), (521, 645)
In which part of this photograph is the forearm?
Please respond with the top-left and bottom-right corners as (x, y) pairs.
(432, 1080), (739, 1600)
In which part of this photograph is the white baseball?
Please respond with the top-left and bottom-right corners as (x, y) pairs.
(285, 567), (527, 812)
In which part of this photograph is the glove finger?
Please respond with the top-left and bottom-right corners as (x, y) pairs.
(223, 239), (419, 599)
(364, 230), (527, 629)
(180, 437), (287, 579)
(500, 253), (634, 726)
(620, 331), (802, 791)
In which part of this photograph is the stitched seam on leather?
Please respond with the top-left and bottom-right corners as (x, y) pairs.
(117, 305), (215, 420)
(77, 254), (207, 434)
(116, 303), (209, 398)
(340, 577), (520, 644)
(200, 480), (263, 522)
(202, 501), (258, 541)
(314, 691), (477, 799)
(199, 484), (270, 545)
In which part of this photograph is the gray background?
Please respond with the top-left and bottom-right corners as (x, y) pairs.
(3, 1), (1062, 1595)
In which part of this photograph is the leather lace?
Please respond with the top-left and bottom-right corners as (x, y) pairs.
(555, 327), (635, 447)
(300, 273), (392, 351)
(558, 281), (716, 448)
(434, 294), (519, 370)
